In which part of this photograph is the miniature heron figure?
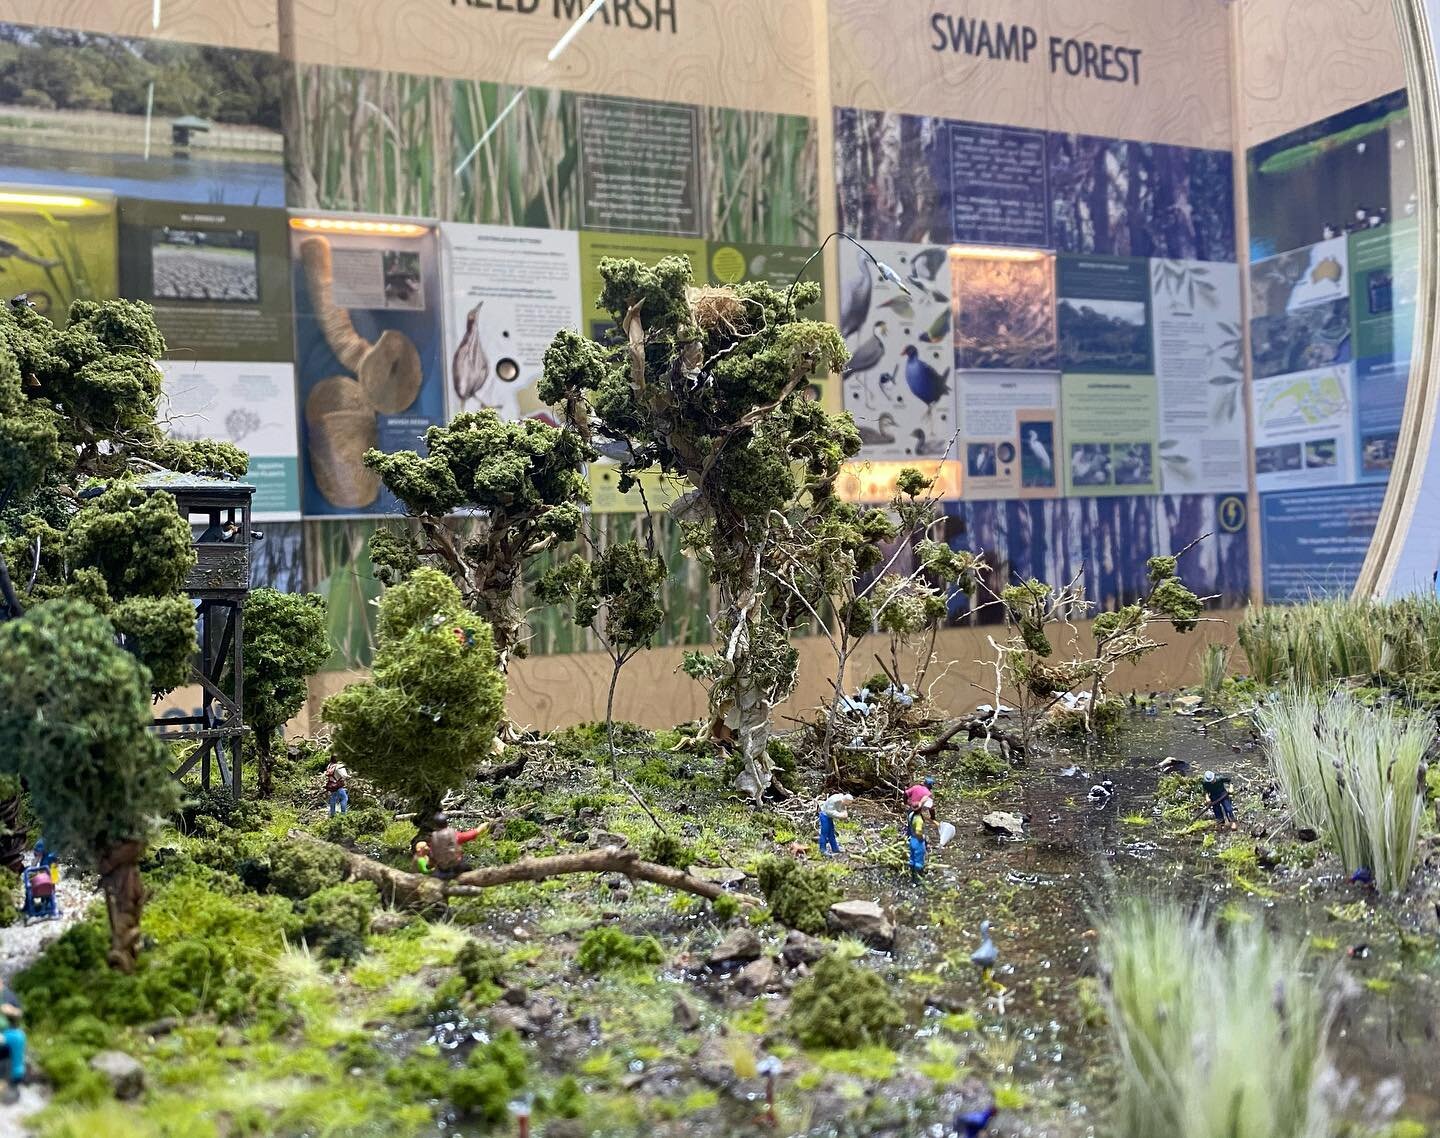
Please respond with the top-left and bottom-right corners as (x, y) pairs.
(971, 920), (998, 988)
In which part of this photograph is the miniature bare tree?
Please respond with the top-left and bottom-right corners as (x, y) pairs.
(539, 258), (852, 801)
(979, 543), (1209, 749)
(536, 536), (666, 768)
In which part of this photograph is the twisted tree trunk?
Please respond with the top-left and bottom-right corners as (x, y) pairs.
(98, 839), (146, 973)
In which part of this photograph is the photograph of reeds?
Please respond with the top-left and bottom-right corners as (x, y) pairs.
(702, 108), (818, 246)
(834, 107), (951, 243)
(953, 251), (1056, 369)
(0, 197), (117, 325)
(289, 64), (582, 230)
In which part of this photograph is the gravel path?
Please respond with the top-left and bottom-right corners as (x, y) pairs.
(0, 873), (99, 1132)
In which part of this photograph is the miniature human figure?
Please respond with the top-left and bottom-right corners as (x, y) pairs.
(412, 841), (432, 875)
(324, 760), (349, 816)
(1202, 770), (1237, 830)
(905, 777), (939, 837)
(818, 793), (852, 856)
(427, 811), (487, 876)
(197, 517), (239, 543)
(906, 798), (930, 885)
(0, 995), (24, 1104)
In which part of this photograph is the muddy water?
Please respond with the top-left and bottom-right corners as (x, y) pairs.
(873, 709), (1440, 1132)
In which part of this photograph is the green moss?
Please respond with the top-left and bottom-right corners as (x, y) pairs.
(300, 882), (377, 962)
(312, 807), (389, 845)
(789, 956), (904, 1049)
(643, 830), (695, 869)
(268, 838), (346, 899)
(755, 857), (840, 935)
(576, 927), (664, 974)
(711, 893), (740, 922)
(955, 747), (1008, 782)
(449, 1031), (528, 1124)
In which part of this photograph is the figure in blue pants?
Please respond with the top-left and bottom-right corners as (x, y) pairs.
(817, 793), (852, 856)
(0, 996), (25, 1104)
(906, 804), (929, 885)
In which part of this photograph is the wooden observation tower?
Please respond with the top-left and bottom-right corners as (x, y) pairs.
(140, 472), (255, 795)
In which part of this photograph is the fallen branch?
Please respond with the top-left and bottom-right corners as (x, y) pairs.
(288, 830), (761, 911)
(917, 716), (1027, 761)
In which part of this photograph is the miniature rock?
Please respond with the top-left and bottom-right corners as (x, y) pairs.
(489, 1005), (539, 1037)
(690, 865), (748, 887)
(780, 929), (831, 968)
(708, 927), (763, 966)
(981, 811), (1026, 838)
(672, 994), (700, 1032)
(734, 956), (778, 995)
(827, 900), (895, 951)
(501, 985), (528, 1006)
(89, 1050), (145, 1100)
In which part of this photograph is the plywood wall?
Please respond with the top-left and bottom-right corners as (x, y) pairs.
(1237, 0), (1408, 148)
(6, 0), (279, 50)
(828, 0), (1234, 148)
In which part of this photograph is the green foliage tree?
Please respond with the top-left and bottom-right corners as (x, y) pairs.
(539, 258), (852, 800)
(0, 299), (249, 691)
(788, 955), (905, 1049)
(366, 409), (593, 668)
(323, 568), (506, 825)
(0, 598), (180, 971)
(536, 537), (665, 765)
(238, 588), (330, 797)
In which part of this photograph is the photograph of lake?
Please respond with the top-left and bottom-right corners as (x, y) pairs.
(0, 24), (285, 206)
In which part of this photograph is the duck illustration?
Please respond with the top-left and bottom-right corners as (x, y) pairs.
(857, 412), (898, 446)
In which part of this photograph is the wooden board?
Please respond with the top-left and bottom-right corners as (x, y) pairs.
(4, 0), (278, 51)
(305, 610), (1247, 731)
(286, 0), (815, 116)
(828, 0), (1232, 149)
(1237, 0), (1407, 148)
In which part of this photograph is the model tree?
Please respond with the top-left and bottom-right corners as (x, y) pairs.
(536, 538), (666, 766)
(365, 410), (593, 668)
(0, 598), (180, 971)
(539, 258), (852, 800)
(323, 568), (506, 825)
(0, 299), (248, 689)
(238, 588), (331, 797)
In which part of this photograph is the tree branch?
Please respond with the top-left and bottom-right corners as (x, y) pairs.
(288, 830), (761, 910)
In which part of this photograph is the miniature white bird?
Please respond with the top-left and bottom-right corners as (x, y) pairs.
(1025, 428), (1052, 472)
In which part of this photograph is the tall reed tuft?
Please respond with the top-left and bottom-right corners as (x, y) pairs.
(1199, 641), (1230, 698)
(1101, 899), (1335, 1138)
(1238, 596), (1440, 689)
(1256, 688), (1431, 894)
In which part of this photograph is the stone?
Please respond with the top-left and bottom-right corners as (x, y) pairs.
(689, 865), (748, 887)
(501, 985), (528, 1007)
(733, 956), (778, 996)
(89, 1051), (145, 1100)
(981, 811), (1026, 838)
(708, 927), (762, 967)
(489, 1005), (538, 1037)
(827, 900), (895, 951)
(780, 929), (830, 968)
(671, 994), (700, 1032)
(369, 910), (410, 935)
(142, 1017), (178, 1038)
(590, 831), (630, 850)
(525, 997), (558, 1026)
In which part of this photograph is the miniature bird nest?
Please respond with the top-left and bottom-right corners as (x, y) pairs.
(686, 285), (749, 335)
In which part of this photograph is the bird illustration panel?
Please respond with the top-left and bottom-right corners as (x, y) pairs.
(956, 371), (1061, 500)
(840, 239), (958, 461)
(439, 222), (582, 423)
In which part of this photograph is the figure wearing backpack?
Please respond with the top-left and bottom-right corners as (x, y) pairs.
(324, 760), (349, 816)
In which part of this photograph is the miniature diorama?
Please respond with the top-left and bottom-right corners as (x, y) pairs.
(0, 253), (1434, 1138)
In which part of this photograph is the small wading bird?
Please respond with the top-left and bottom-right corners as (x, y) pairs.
(971, 920), (998, 987)
(840, 252), (872, 339)
(844, 321), (888, 379)
(1025, 428), (1052, 473)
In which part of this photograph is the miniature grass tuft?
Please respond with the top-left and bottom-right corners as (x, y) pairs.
(788, 956), (904, 1050)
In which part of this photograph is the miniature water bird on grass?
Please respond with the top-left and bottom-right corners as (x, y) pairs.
(953, 1101), (997, 1137)
(971, 919), (998, 986)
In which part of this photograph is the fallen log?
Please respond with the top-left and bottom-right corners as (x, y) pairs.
(917, 716), (1026, 761)
(288, 830), (761, 911)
